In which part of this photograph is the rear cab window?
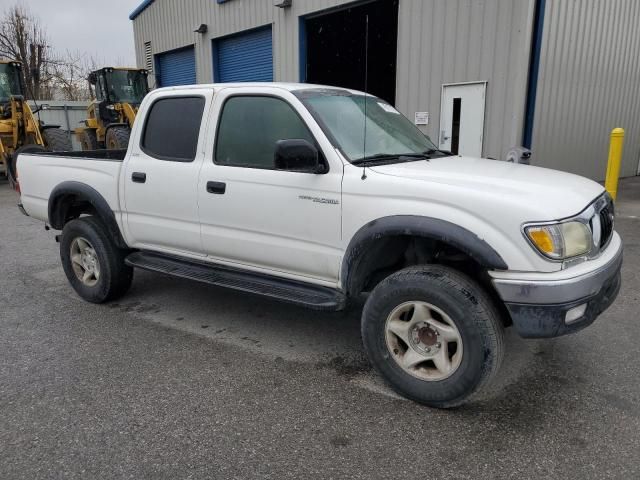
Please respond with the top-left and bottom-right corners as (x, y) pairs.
(141, 96), (206, 162)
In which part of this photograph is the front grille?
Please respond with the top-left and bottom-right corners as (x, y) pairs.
(599, 204), (614, 248)
(596, 195), (615, 249)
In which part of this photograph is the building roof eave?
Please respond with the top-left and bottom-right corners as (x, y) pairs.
(129, 0), (155, 21)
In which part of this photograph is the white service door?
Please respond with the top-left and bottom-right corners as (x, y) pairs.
(439, 82), (486, 157)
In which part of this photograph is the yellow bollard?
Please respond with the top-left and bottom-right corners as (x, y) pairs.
(604, 128), (624, 202)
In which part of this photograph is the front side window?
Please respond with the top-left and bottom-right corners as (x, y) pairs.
(141, 96), (205, 161)
(298, 90), (438, 163)
(215, 96), (316, 169)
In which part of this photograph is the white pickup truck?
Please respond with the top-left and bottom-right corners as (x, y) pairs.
(16, 83), (622, 407)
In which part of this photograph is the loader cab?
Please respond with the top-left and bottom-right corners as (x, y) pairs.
(88, 68), (149, 123)
(0, 61), (24, 118)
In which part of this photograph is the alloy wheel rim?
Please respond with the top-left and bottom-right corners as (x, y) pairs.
(70, 237), (100, 287)
(385, 301), (463, 381)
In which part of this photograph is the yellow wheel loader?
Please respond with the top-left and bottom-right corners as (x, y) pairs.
(77, 67), (149, 150)
(0, 60), (72, 187)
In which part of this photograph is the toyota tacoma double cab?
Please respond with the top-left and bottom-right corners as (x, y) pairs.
(16, 83), (622, 407)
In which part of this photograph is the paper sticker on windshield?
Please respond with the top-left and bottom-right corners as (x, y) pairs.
(378, 102), (400, 114)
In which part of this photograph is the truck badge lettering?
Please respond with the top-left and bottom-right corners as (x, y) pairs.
(299, 195), (339, 205)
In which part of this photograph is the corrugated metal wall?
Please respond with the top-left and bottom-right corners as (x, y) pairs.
(531, 0), (640, 179)
(133, 0), (534, 162)
(28, 101), (88, 150)
(132, 0), (349, 87)
(395, 0), (535, 159)
(132, 0), (640, 179)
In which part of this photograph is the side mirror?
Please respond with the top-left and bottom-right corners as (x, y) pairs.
(31, 103), (49, 114)
(274, 139), (324, 173)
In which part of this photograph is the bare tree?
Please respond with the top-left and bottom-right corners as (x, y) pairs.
(0, 4), (115, 102)
(49, 51), (98, 101)
(0, 4), (52, 99)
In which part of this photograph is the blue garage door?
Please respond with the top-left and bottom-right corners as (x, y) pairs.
(215, 27), (273, 82)
(156, 46), (196, 87)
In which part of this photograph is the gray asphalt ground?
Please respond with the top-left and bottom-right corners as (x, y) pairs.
(1, 176), (639, 479)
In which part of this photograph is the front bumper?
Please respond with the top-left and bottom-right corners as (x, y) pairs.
(491, 233), (623, 338)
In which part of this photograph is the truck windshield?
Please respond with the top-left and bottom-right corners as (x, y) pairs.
(0, 63), (23, 101)
(106, 70), (148, 104)
(298, 90), (440, 163)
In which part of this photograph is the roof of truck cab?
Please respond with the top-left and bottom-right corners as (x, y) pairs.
(152, 83), (368, 96)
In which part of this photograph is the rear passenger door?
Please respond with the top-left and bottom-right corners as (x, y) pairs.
(197, 87), (344, 285)
(123, 90), (211, 255)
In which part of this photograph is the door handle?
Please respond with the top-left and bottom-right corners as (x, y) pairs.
(206, 181), (226, 194)
(131, 172), (146, 183)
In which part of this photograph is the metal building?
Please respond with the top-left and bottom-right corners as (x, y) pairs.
(130, 0), (640, 180)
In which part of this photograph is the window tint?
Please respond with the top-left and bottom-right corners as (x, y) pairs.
(215, 96), (315, 168)
(141, 96), (205, 161)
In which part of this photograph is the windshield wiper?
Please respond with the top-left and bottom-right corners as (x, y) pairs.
(423, 148), (453, 156)
(351, 153), (430, 166)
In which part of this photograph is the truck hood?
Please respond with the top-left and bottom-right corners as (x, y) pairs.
(370, 156), (604, 220)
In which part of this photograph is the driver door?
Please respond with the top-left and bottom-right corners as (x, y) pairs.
(197, 87), (344, 285)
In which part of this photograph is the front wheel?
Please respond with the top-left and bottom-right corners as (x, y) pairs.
(60, 216), (133, 303)
(105, 127), (130, 150)
(80, 129), (99, 151)
(361, 265), (505, 408)
(41, 128), (72, 152)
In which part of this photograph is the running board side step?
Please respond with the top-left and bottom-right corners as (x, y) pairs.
(125, 251), (347, 311)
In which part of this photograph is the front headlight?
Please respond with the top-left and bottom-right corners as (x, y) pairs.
(525, 221), (592, 260)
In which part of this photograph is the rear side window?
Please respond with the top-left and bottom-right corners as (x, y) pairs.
(215, 96), (316, 169)
(141, 96), (205, 161)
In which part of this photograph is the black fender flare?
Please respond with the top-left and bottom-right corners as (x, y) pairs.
(341, 215), (508, 295)
(48, 181), (127, 248)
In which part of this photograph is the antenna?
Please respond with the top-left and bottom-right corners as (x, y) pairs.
(361, 14), (369, 180)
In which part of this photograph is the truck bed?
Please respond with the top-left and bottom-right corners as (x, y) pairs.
(36, 149), (127, 161)
(17, 150), (125, 225)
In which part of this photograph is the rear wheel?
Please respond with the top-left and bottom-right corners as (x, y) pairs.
(105, 127), (130, 150)
(41, 128), (72, 152)
(361, 265), (505, 408)
(80, 129), (99, 151)
(60, 216), (133, 303)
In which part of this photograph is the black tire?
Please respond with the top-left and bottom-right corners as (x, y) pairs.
(105, 127), (130, 150)
(41, 128), (72, 152)
(8, 144), (46, 186)
(361, 265), (504, 408)
(60, 216), (133, 303)
(80, 129), (99, 151)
